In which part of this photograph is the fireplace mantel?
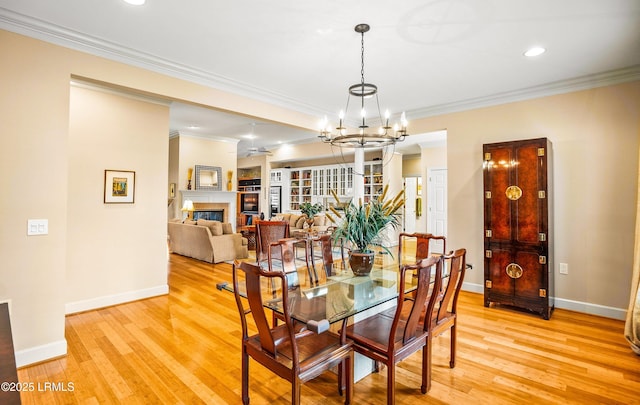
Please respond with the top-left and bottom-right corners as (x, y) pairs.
(180, 190), (237, 199)
(180, 190), (238, 231)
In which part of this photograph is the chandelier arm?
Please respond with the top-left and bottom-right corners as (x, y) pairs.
(375, 94), (385, 135)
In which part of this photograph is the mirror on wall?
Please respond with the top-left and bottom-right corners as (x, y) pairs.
(195, 165), (222, 190)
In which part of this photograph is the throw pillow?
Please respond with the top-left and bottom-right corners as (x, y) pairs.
(295, 216), (306, 229)
(197, 219), (223, 236)
(313, 215), (326, 226)
(289, 214), (301, 228)
(183, 219), (197, 225)
(222, 223), (233, 234)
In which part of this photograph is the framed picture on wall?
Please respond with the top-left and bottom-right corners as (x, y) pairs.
(104, 170), (136, 203)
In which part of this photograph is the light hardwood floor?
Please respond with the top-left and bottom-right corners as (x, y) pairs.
(18, 253), (640, 404)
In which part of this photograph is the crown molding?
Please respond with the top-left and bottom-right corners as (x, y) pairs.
(407, 65), (640, 119)
(169, 130), (240, 144)
(0, 7), (325, 115)
(70, 77), (170, 106)
(2, 7), (639, 122)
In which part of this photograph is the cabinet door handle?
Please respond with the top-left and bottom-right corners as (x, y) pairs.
(506, 263), (523, 279)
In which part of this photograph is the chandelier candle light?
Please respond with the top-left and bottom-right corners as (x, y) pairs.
(319, 23), (409, 148)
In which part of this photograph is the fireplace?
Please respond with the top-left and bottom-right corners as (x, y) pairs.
(180, 190), (238, 231)
(190, 202), (230, 223)
(193, 209), (224, 221)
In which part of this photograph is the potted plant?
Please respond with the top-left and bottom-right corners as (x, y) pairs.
(326, 186), (404, 276)
(299, 202), (324, 228)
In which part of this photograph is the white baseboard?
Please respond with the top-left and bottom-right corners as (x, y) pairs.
(462, 282), (484, 294)
(554, 297), (627, 320)
(461, 282), (627, 320)
(15, 339), (67, 368)
(65, 284), (169, 315)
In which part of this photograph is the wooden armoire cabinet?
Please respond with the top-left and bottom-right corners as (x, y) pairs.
(483, 138), (554, 319)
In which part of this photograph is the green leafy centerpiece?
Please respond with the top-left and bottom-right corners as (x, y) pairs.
(299, 202), (324, 228)
(326, 186), (404, 276)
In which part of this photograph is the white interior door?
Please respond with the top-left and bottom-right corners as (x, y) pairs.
(403, 177), (417, 233)
(428, 168), (447, 254)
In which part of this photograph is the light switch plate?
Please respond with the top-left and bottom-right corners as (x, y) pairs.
(559, 263), (568, 275)
(27, 219), (48, 235)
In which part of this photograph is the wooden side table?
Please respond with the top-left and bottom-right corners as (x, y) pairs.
(240, 225), (256, 251)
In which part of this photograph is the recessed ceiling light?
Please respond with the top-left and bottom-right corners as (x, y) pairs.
(524, 47), (546, 57)
(123, 0), (146, 5)
(316, 28), (333, 35)
(187, 125), (200, 129)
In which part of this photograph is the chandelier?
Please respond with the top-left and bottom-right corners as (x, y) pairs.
(319, 23), (408, 148)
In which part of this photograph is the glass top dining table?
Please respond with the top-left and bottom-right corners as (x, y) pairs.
(217, 262), (421, 327)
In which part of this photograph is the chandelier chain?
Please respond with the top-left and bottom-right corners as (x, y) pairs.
(360, 30), (365, 86)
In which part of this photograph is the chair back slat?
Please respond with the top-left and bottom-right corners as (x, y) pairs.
(392, 255), (443, 346)
(319, 234), (346, 277)
(436, 249), (467, 323)
(268, 238), (300, 289)
(233, 261), (294, 358)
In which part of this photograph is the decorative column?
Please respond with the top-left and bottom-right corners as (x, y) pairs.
(353, 148), (365, 203)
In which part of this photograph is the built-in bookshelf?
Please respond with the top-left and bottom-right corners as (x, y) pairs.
(288, 168), (312, 211)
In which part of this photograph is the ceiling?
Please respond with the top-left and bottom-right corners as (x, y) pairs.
(1, 0), (639, 157)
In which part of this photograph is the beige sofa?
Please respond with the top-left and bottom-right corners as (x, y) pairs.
(168, 219), (248, 263)
(274, 213), (331, 232)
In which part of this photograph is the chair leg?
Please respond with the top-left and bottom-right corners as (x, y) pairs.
(337, 360), (343, 396)
(344, 352), (354, 405)
(241, 351), (249, 405)
(292, 378), (301, 405)
(450, 322), (457, 368)
(421, 337), (433, 394)
(387, 362), (395, 405)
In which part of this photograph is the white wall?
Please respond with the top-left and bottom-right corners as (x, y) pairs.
(65, 84), (169, 313)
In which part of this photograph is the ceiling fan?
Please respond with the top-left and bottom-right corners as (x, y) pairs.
(244, 122), (273, 157)
(246, 146), (273, 157)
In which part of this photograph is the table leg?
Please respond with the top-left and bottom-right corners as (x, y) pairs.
(339, 318), (348, 394)
(308, 239), (319, 284)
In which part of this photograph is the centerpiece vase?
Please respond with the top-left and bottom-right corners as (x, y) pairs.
(349, 250), (375, 276)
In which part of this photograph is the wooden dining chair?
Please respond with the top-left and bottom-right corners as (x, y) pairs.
(344, 255), (443, 404)
(380, 248), (467, 373)
(232, 261), (354, 405)
(255, 220), (289, 267)
(431, 248), (467, 368)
